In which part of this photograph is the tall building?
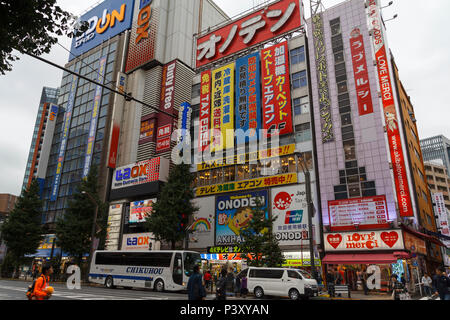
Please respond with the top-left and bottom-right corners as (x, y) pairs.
(22, 87), (59, 193)
(425, 161), (450, 211)
(0, 193), (17, 263)
(420, 135), (450, 177)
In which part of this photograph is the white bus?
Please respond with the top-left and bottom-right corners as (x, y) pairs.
(88, 250), (202, 292)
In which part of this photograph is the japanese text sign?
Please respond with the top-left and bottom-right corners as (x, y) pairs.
(235, 52), (262, 143)
(199, 70), (211, 152)
(261, 41), (293, 137)
(196, 0), (303, 68)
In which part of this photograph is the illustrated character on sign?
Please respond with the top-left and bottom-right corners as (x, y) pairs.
(385, 105), (397, 132)
(228, 208), (253, 236)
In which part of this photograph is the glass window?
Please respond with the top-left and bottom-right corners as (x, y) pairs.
(295, 122), (312, 143)
(344, 140), (356, 161)
(341, 113), (352, 126)
(290, 46), (305, 65)
(293, 96), (309, 115)
(292, 70), (307, 89)
(349, 184), (361, 198)
(191, 83), (201, 98)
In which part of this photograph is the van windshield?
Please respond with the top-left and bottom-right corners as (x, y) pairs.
(298, 269), (313, 279)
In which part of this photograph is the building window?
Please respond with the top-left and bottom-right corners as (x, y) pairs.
(293, 96), (309, 115)
(290, 46), (305, 65)
(292, 70), (307, 89)
(295, 123), (312, 143)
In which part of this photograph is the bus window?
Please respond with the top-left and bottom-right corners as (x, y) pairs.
(173, 253), (183, 286)
(183, 252), (202, 277)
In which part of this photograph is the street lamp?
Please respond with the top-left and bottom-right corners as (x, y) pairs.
(298, 154), (317, 280)
(82, 190), (99, 281)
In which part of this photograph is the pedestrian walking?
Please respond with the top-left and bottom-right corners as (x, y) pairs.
(362, 269), (369, 295)
(29, 264), (54, 300)
(326, 269), (335, 297)
(203, 270), (212, 294)
(421, 273), (433, 297)
(433, 267), (450, 301)
(187, 265), (206, 301)
(234, 274), (241, 297)
(240, 274), (248, 298)
(215, 269), (228, 300)
(390, 275), (404, 300)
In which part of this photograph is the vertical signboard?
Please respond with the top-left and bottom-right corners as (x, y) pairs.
(189, 197), (215, 249)
(106, 204), (123, 250)
(51, 72), (78, 201)
(261, 42), (293, 137)
(108, 122), (121, 169)
(211, 63), (235, 152)
(83, 55), (108, 178)
(139, 116), (156, 144)
(156, 61), (177, 154)
(311, 13), (334, 143)
(349, 28), (374, 116)
(199, 70), (211, 152)
(177, 102), (192, 144)
(367, 0), (413, 217)
(433, 193), (450, 246)
(235, 52), (262, 143)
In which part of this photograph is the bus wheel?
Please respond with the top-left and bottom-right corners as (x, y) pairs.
(154, 279), (165, 292)
(105, 276), (115, 289)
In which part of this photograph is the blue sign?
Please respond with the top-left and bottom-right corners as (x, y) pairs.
(235, 52), (262, 143)
(69, 0), (135, 60)
(82, 55), (108, 178)
(51, 72), (78, 201)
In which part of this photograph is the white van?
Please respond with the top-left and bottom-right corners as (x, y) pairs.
(239, 267), (318, 300)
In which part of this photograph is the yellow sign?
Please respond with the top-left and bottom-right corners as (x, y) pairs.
(195, 173), (297, 197)
(197, 144), (296, 171)
(211, 63), (235, 152)
(283, 259), (322, 267)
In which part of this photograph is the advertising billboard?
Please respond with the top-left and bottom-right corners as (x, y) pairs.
(211, 62), (235, 152)
(272, 185), (311, 246)
(107, 122), (120, 169)
(106, 204), (122, 250)
(324, 230), (404, 252)
(122, 233), (156, 250)
(261, 42), (293, 137)
(195, 0), (303, 68)
(215, 190), (268, 246)
(70, 0), (135, 59)
(189, 197), (215, 249)
(367, 0), (413, 217)
(129, 199), (156, 223)
(82, 55), (108, 178)
(433, 193), (450, 246)
(349, 28), (374, 116)
(111, 157), (169, 190)
(235, 52), (262, 143)
(139, 116), (156, 145)
(199, 70), (212, 152)
(328, 196), (390, 231)
(51, 72), (78, 201)
(125, 0), (159, 73)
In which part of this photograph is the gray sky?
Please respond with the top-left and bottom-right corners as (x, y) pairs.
(0, 0), (449, 196)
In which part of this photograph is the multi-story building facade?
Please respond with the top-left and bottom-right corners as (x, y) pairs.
(425, 161), (450, 211)
(22, 87), (59, 193)
(0, 193), (17, 263)
(420, 135), (450, 177)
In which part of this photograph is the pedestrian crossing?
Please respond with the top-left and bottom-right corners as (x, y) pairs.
(0, 284), (169, 300)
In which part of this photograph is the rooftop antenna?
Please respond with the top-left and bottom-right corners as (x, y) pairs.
(310, 0), (326, 16)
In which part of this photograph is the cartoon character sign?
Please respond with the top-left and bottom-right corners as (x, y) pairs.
(384, 104), (398, 132)
(215, 190), (268, 245)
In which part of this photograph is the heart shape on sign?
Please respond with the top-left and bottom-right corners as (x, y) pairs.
(381, 232), (399, 248)
(327, 234), (342, 249)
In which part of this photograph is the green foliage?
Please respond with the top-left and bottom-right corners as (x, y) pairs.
(238, 198), (285, 267)
(144, 164), (198, 249)
(0, 179), (43, 270)
(55, 165), (108, 265)
(0, 0), (87, 74)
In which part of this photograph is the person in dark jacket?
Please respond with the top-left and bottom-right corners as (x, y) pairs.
(215, 269), (228, 300)
(187, 265), (206, 301)
(433, 267), (450, 300)
(326, 269), (335, 297)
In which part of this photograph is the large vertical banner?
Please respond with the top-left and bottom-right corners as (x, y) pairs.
(83, 55), (107, 178)
(236, 52), (262, 143)
(199, 70), (211, 152)
(211, 63), (235, 152)
(350, 28), (374, 116)
(261, 42), (293, 137)
(433, 193), (450, 246)
(367, 0), (413, 217)
(51, 72), (78, 201)
(156, 60), (177, 154)
(215, 190), (268, 245)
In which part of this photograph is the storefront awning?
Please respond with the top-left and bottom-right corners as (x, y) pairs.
(322, 253), (400, 265)
(402, 225), (446, 247)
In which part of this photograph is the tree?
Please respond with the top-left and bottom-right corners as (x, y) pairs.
(0, 179), (44, 277)
(55, 165), (108, 269)
(238, 198), (285, 268)
(0, 0), (84, 74)
(144, 163), (198, 250)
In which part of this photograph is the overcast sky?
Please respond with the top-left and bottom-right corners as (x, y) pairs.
(0, 0), (449, 196)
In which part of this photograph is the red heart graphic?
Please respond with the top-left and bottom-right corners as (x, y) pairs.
(327, 234), (342, 249)
(381, 232), (399, 248)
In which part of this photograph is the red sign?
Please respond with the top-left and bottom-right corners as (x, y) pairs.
(261, 42), (293, 136)
(107, 123), (120, 169)
(349, 28), (373, 116)
(368, 0), (413, 217)
(324, 230), (404, 251)
(199, 70), (211, 152)
(195, 0), (303, 68)
(328, 195), (390, 231)
(139, 116), (156, 145)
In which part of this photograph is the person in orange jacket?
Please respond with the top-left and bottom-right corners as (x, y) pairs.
(32, 264), (53, 300)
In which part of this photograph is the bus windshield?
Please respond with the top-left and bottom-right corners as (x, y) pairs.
(183, 252), (202, 277)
